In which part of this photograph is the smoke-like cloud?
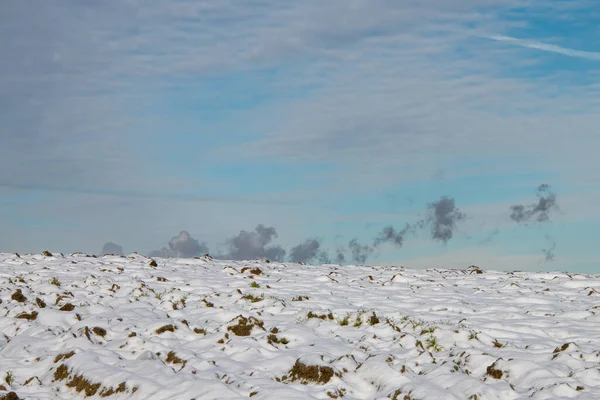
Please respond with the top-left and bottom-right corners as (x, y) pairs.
(150, 231), (209, 258)
(169, 231), (209, 258)
(335, 247), (346, 265)
(101, 242), (124, 256)
(289, 239), (330, 264)
(348, 238), (374, 264)
(542, 235), (556, 262)
(374, 196), (465, 249)
(427, 197), (466, 244)
(220, 224), (286, 261)
(330, 239), (373, 265)
(510, 184), (558, 223)
(374, 225), (411, 248)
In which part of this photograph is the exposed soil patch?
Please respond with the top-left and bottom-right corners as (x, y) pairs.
(156, 324), (176, 334)
(288, 359), (335, 384)
(15, 311), (38, 321)
(11, 289), (26, 303)
(59, 303), (75, 312)
(227, 316), (264, 336)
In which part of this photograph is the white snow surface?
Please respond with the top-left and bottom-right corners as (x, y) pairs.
(1, 253), (600, 399)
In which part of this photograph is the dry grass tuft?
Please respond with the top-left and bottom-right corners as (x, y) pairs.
(66, 374), (101, 397)
(267, 334), (289, 345)
(288, 359), (335, 384)
(42, 250), (53, 257)
(148, 259), (158, 267)
(468, 265), (484, 274)
(23, 376), (41, 386)
(554, 342), (570, 353)
(307, 311), (334, 320)
(368, 312), (380, 326)
(54, 364), (70, 381)
(53, 363), (131, 398)
(165, 351), (187, 369)
(242, 293), (263, 303)
(99, 382), (128, 397)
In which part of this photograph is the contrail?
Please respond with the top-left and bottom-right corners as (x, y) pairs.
(485, 35), (600, 61)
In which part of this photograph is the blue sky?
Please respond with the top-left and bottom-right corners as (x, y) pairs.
(1, 1), (599, 272)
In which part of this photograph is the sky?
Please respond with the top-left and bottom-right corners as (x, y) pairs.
(1, 1), (599, 272)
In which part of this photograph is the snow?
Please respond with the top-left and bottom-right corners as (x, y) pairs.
(0, 253), (599, 399)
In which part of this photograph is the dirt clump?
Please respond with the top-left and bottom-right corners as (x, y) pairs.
(227, 316), (264, 336)
(15, 311), (38, 321)
(59, 303), (75, 311)
(36, 298), (46, 308)
(92, 327), (107, 337)
(486, 362), (503, 379)
(11, 289), (26, 303)
(54, 352), (76, 363)
(66, 375), (101, 397)
(54, 364), (70, 381)
(156, 324), (176, 334)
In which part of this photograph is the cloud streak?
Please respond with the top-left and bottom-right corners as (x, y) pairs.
(485, 35), (600, 61)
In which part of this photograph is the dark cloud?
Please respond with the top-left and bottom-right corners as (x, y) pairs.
(101, 242), (123, 256)
(289, 239), (329, 264)
(374, 225), (411, 247)
(510, 184), (558, 223)
(348, 239), (374, 264)
(150, 231), (209, 258)
(169, 231), (209, 258)
(542, 235), (556, 262)
(330, 239), (373, 265)
(373, 196), (464, 250)
(427, 197), (466, 244)
(220, 224), (286, 261)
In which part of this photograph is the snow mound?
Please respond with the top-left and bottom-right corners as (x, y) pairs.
(0, 253), (598, 399)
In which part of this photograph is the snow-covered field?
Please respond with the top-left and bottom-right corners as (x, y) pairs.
(1, 253), (599, 400)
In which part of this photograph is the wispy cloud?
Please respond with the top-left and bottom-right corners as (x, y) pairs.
(485, 35), (600, 60)
(2, 1), (599, 263)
